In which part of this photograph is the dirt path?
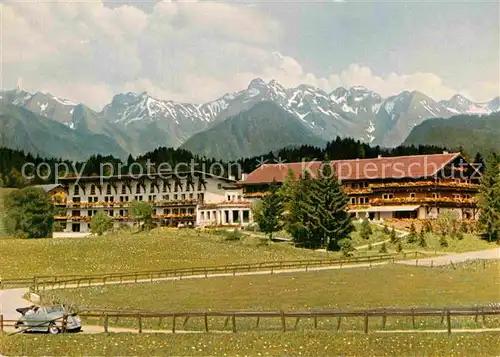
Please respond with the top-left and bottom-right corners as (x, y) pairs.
(398, 247), (500, 266)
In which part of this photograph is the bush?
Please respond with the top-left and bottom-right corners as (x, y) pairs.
(379, 242), (388, 253)
(225, 229), (242, 241)
(395, 241), (403, 252)
(382, 225), (390, 235)
(439, 235), (449, 247)
(339, 238), (355, 257)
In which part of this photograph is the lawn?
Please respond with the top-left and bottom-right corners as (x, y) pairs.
(41, 261), (500, 332)
(400, 232), (497, 253)
(1, 332), (498, 357)
(0, 187), (15, 237)
(0, 228), (336, 279)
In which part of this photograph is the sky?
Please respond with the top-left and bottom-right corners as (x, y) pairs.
(2, 0), (499, 110)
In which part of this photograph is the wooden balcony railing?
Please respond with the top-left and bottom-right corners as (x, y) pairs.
(371, 197), (477, 207)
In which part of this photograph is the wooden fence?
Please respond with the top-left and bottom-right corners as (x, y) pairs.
(7, 305), (494, 335)
(1, 253), (421, 291)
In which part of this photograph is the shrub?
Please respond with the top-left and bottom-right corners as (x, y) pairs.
(379, 242), (388, 253)
(439, 235), (449, 247)
(382, 225), (390, 235)
(90, 211), (114, 236)
(418, 230), (427, 248)
(339, 238), (355, 257)
(359, 218), (372, 240)
(395, 241), (403, 252)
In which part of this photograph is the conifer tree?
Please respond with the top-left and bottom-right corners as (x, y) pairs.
(359, 217), (372, 240)
(407, 222), (417, 243)
(308, 162), (354, 250)
(379, 242), (388, 253)
(389, 226), (398, 243)
(478, 153), (500, 243)
(418, 228), (427, 247)
(256, 180), (284, 241)
(396, 241), (403, 252)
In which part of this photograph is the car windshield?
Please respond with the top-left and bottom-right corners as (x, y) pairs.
(45, 306), (64, 314)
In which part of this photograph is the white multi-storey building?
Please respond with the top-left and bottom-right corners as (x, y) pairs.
(56, 171), (253, 233)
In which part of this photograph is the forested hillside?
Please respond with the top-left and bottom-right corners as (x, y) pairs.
(402, 113), (500, 156)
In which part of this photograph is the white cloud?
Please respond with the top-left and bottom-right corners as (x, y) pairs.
(1, 1), (497, 110)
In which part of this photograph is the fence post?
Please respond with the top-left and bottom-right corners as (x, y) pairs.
(411, 309), (415, 328)
(255, 316), (260, 328)
(446, 310), (451, 334)
(475, 307), (479, 323)
(336, 316), (341, 331)
(280, 311), (286, 332)
(482, 307), (486, 326)
(314, 315), (318, 329)
(0, 314), (3, 333)
(104, 314), (109, 333)
(172, 314), (176, 333)
(204, 313), (209, 332)
(364, 312), (369, 334)
(382, 309), (387, 329)
(138, 314), (142, 333)
(232, 314), (237, 333)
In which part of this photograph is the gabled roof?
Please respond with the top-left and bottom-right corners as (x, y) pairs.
(33, 184), (63, 192)
(240, 152), (463, 184)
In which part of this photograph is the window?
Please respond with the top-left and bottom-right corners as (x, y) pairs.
(227, 195), (231, 201)
(181, 194), (186, 200)
(88, 210), (93, 216)
(120, 196), (124, 202)
(163, 195), (169, 201)
(73, 197), (81, 203)
(382, 194), (394, 200)
(201, 212), (205, 220)
(188, 208), (194, 214)
(207, 211), (211, 220)
(410, 193), (416, 199)
(136, 184), (141, 194)
(217, 183), (222, 190)
(432, 193), (441, 199)
(106, 184), (112, 195)
(350, 197), (356, 204)
(164, 209), (170, 215)
(238, 195), (242, 201)
(452, 193), (461, 199)
(108, 210), (113, 217)
(189, 193), (193, 199)
(105, 196), (109, 202)
(90, 185), (96, 195)
(121, 185), (127, 194)
(73, 185), (80, 195)
(174, 194), (178, 200)
(119, 209), (124, 216)
(71, 223), (80, 232)
(72, 210), (81, 216)
(186, 184), (190, 192)
(153, 209), (157, 215)
(181, 208), (186, 214)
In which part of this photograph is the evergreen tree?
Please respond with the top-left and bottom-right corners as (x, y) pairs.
(389, 226), (398, 243)
(309, 162), (354, 251)
(359, 217), (372, 240)
(3, 187), (54, 238)
(439, 235), (449, 247)
(278, 169), (298, 232)
(379, 242), (388, 253)
(256, 180), (284, 241)
(396, 241), (403, 252)
(382, 225), (390, 235)
(407, 222), (417, 243)
(478, 153), (500, 243)
(418, 229), (427, 247)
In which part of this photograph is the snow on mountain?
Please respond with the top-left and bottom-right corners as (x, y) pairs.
(439, 94), (492, 115)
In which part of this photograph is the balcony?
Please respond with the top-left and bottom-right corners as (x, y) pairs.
(243, 192), (268, 198)
(199, 201), (252, 209)
(369, 181), (479, 190)
(344, 188), (373, 195)
(370, 196), (477, 207)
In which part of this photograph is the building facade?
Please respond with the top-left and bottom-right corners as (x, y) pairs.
(56, 172), (252, 233)
(239, 152), (481, 221)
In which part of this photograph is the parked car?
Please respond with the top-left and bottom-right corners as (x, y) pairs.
(15, 305), (82, 334)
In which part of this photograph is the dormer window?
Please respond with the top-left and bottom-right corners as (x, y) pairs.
(73, 185), (79, 195)
(90, 185), (96, 195)
(136, 183), (141, 194)
(106, 184), (112, 195)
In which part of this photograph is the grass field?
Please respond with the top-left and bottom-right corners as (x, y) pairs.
(1, 332), (499, 356)
(41, 261), (500, 332)
(0, 228), (338, 279)
(400, 232), (496, 253)
(0, 187), (15, 237)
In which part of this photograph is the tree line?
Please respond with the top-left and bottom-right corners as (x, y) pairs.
(0, 137), (468, 188)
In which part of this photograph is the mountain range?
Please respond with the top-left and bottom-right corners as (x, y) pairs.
(1, 80), (498, 160)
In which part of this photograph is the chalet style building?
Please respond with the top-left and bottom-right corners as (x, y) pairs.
(54, 152), (481, 235)
(56, 171), (252, 234)
(239, 152), (481, 221)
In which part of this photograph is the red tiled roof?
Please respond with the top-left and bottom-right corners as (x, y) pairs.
(240, 153), (462, 184)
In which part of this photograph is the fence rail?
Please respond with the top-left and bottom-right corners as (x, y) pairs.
(2, 253), (423, 292)
(72, 305), (500, 334)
